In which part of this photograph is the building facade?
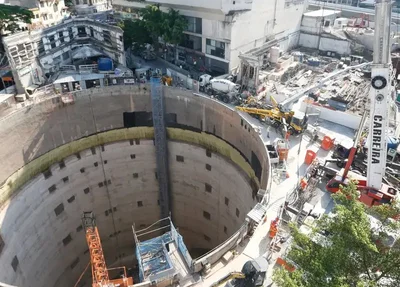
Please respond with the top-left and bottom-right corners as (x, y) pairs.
(6, 0), (70, 30)
(2, 18), (125, 94)
(113, 0), (307, 74)
(72, 0), (111, 15)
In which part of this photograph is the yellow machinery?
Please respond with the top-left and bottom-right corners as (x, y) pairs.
(162, 75), (172, 86)
(236, 106), (308, 134)
(210, 258), (268, 287)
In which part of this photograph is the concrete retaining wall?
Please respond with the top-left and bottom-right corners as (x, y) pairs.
(0, 85), (270, 287)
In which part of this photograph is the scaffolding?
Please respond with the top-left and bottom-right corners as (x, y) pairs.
(133, 218), (193, 284)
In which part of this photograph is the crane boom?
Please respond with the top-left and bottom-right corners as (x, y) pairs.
(82, 212), (110, 286)
(82, 212), (134, 287)
(367, 0), (393, 189)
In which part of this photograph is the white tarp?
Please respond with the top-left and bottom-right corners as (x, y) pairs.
(72, 46), (104, 59)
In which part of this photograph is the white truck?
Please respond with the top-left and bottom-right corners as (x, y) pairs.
(199, 74), (240, 103)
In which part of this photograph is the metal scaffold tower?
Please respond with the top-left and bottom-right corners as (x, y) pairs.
(151, 76), (171, 219)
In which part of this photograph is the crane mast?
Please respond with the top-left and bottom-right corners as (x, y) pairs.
(367, 0), (393, 189)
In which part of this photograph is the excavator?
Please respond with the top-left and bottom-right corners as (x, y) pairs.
(82, 212), (133, 287)
(326, 0), (399, 208)
(236, 105), (308, 134)
(210, 257), (269, 287)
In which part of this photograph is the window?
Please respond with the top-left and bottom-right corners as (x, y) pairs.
(101, 145), (105, 152)
(53, 4), (58, 12)
(0, 234), (4, 254)
(83, 187), (90, 194)
(43, 169), (52, 179)
(38, 39), (45, 54)
(206, 39), (226, 59)
(225, 197), (229, 206)
(206, 150), (212, 157)
(80, 168), (85, 173)
(63, 176), (69, 183)
(133, 173), (138, 178)
(236, 208), (240, 217)
(130, 154), (136, 159)
(224, 226), (228, 234)
(62, 234), (72, 246)
(206, 164), (211, 171)
(40, 1), (45, 7)
(129, 139), (134, 145)
(48, 184), (56, 193)
(83, 0), (88, 4)
(137, 201), (143, 207)
(180, 34), (202, 51)
(91, 147), (96, 155)
(11, 256), (19, 272)
(204, 234), (211, 242)
(67, 195), (75, 203)
(77, 26), (86, 37)
(119, 35), (123, 41)
(75, 0), (79, 4)
(49, 14), (53, 19)
(98, 182), (104, 188)
(176, 155), (184, 162)
(55, 203), (64, 216)
(135, 139), (140, 145)
(203, 211), (211, 220)
(104, 160), (108, 164)
(241, 119), (243, 126)
(94, 162), (98, 167)
(185, 16), (202, 34)
(205, 183), (212, 193)
(43, 14), (48, 20)
(76, 153), (81, 159)
(70, 257), (79, 269)
(62, 51), (69, 60)
(103, 30), (111, 45)
(90, 28), (94, 37)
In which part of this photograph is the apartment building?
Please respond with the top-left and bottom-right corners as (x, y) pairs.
(73, 0), (112, 15)
(113, 0), (307, 74)
(6, 0), (70, 30)
(2, 17), (125, 94)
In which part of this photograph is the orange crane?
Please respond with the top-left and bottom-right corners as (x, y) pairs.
(82, 212), (133, 287)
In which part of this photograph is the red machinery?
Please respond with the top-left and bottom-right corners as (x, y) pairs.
(82, 212), (133, 287)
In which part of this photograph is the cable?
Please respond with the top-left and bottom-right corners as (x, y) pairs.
(73, 261), (91, 287)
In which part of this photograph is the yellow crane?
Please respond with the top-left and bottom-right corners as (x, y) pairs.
(236, 106), (308, 134)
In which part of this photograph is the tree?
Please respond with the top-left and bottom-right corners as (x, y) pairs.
(0, 4), (33, 52)
(118, 19), (153, 50)
(273, 181), (400, 287)
(0, 4), (33, 34)
(162, 8), (187, 60)
(138, 4), (165, 55)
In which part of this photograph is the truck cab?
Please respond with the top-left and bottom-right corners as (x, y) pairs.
(289, 111), (308, 134)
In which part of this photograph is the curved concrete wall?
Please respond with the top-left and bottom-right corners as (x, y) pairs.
(0, 135), (255, 287)
(0, 86), (270, 287)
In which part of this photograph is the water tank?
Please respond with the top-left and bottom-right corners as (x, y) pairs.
(98, 58), (113, 71)
(387, 136), (399, 151)
(270, 46), (280, 64)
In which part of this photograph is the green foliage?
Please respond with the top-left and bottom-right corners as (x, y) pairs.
(119, 5), (187, 54)
(163, 8), (188, 46)
(0, 4), (34, 33)
(118, 19), (153, 49)
(274, 181), (400, 287)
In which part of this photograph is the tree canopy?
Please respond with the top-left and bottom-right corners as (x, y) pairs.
(273, 181), (400, 287)
(0, 4), (34, 34)
(119, 5), (187, 53)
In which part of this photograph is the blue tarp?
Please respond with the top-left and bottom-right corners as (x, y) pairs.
(136, 233), (173, 282)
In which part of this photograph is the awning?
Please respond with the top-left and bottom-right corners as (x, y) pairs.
(71, 46), (104, 59)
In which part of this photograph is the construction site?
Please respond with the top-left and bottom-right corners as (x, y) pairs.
(1, 0), (400, 287)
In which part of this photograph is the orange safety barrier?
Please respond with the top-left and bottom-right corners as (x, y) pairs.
(304, 150), (317, 165)
(321, 136), (334, 150)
